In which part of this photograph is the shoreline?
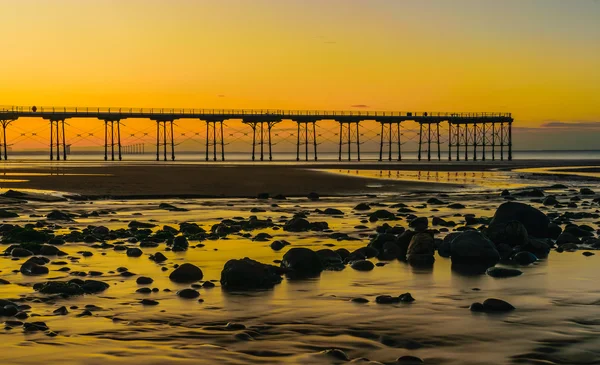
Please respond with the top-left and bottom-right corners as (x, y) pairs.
(0, 160), (599, 199)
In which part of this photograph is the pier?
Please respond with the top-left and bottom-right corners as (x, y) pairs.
(0, 106), (513, 161)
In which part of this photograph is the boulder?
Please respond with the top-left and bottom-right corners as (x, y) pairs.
(220, 258), (283, 290)
(486, 267), (523, 278)
(20, 257), (49, 276)
(169, 263), (204, 283)
(450, 231), (500, 268)
(488, 202), (550, 238)
(281, 247), (323, 277)
(350, 260), (374, 271)
(407, 233), (435, 265)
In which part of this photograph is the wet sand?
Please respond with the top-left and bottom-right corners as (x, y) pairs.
(1, 159), (600, 198)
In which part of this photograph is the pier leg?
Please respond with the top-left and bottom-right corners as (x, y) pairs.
(356, 122), (360, 162)
(56, 120), (61, 161)
(117, 121), (122, 161)
(482, 122), (486, 161)
(170, 121), (175, 161)
(50, 121), (54, 161)
(220, 122), (225, 161)
(500, 122), (504, 161)
(448, 123), (452, 161)
(456, 124), (460, 162)
(473, 123), (477, 161)
(111, 122), (115, 161)
(251, 124), (256, 161)
(388, 123), (392, 161)
(313, 122), (317, 161)
(418, 123), (423, 161)
(156, 122), (160, 161)
(397, 122), (402, 161)
(305, 123), (308, 161)
(260, 122), (264, 161)
(508, 121), (513, 161)
(347, 124), (351, 161)
(427, 123), (431, 162)
(464, 124), (468, 161)
(437, 123), (441, 161)
(296, 123), (300, 161)
(269, 124), (273, 161)
(338, 122), (342, 162)
(104, 121), (108, 161)
(379, 123), (383, 162)
(492, 123), (496, 161)
(62, 120), (67, 160)
(163, 122), (167, 161)
(205, 121), (209, 161)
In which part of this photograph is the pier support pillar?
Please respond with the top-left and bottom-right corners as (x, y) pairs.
(294, 120), (318, 161)
(418, 121), (441, 161)
(378, 121), (402, 161)
(0, 119), (13, 160)
(243, 120), (281, 161)
(205, 120), (226, 161)
(49, 119), (68, 161)
(154, 120), (175, 161)
(508, 121), (513, 161)
(102, 119), (122, 161)
(337, 121), (361, 161)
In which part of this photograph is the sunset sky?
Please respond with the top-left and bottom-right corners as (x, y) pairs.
(1, 0), (599, 151)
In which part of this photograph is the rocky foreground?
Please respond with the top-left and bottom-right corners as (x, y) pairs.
(1, 185), (599, 364)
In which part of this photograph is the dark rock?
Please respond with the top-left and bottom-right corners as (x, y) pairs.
(448, 203), (466, 209)
(486, 267), (523, 278)
(141, 299), (159, 306)
(350, 260), (374, 271)
(482, 298), (515, 312)
(220, 258), (283, 290)
(407, 232), (435, 265)
(409, 217), (428, 232)
(450, 230), (500, 268)
(53, 306), (68, 315)
(177, 288), (200, 299)
(316, 249), (344, 270)
(580, 188), (595, 195)
(323, 208), (343, 215)
(283, 217), (311, 232)
(543, 196), (558, 206)
(486, 220), (529, 248)
(0, 209), (19, 218)
(169, 263), (204, 283)
(11, 247), (33, 258)
(149, 252), (168, 263)
(270, 240), (290, 251)
(583, 251), (595, 257)
(46, 210), (73, 221)
(20, 257), (49, 276)
(354, 203), (371, 211)
(512, 251), (538, 265)
(281, 248), (323, 277)
(128, 221), (156, 229)
(351, 297), (369, 304)
(369, 210), (396, 221)
(396, 355), (424, 364)
(488, 202), (550, 238)
(427, 197), (446, 205)
(322, 349), (349, 361)
(159, 203), (188, 212)
(136, 276), (154, 285)
(126, 248), (143, 257)
(307, 192), (320, 201)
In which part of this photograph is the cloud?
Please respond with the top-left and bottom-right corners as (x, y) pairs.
(350, 104), (369, 108)
(541, 121), (600, 128)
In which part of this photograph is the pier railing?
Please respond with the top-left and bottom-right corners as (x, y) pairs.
(0, 105), (511, 119)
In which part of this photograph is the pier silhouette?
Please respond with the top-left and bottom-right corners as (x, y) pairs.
(0, 106), (513, 161)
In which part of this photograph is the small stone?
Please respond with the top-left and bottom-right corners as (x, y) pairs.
(351, 297), (369, 304)
(177, 289), (200, 299)
(136, 276), (154, 285)
(141, 299), (159, 306)
(351, 260), (375, 271)
(396, 355), (424, 364)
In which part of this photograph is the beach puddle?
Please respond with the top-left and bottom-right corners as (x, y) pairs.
(1, 180), (600, 364)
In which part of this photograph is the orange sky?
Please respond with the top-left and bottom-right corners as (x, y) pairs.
(1, 0), (599, 151)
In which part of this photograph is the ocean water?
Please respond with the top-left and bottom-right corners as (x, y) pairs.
(3, 150), (600, 162)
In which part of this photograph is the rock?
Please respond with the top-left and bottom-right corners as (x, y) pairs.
(486, 267), (523, 278)
(486, 220), (529, 248)
(450, 231), (500, 268)
(281, 248), (323, 277)
(353, 203), (371, 211)
(448, 203), (466, 209)
(159, 203), (188, 212)
(407, 233), (435, 264)
(136, 276), (154, 285)
(322, 349), (349, 361)
(53, 306), (68, 315)
(323, 208), (344, 215)
(543, 196), (558, 206)
(0, 209), (18, 218)
(220, 258), (283, 290)
(177, 288), (200, 299)
(409, 217), (428, 232)
(270, 240), (290, 251)
(256, 192), (270, 199)
(172, 236), (189, 250)
(580, 188), (595, 195)
(39, 244), (65, 256)
(482, 298), (515, 312)
(583, 251), (595, 257)
(20, 257), (49, 276)
(149, 252), (168, 263)
(141, 299), (159, 306)
(369, 210), (396, 221)
(557, 232), (580, 245)
(351, 260), (374, 271)
(488, 202), (550, 238)
(427, 197), (446, 205)
(351, 297), (369, 304)
(33, 280), (109, 295)
(169, 263), (204, 283)
(46, 210), (73, 221)
(512, 251), (537, 265)
(376, 293), (414, 304)
(11, 247), (33, 257)
(126, 248), (143, 257)
(128, 221), (157, 229)
(396, 355), (424, 364)
(283, 217), (311, 232)
(307, 192), (320, 201)
(316, 249), (344, 270)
